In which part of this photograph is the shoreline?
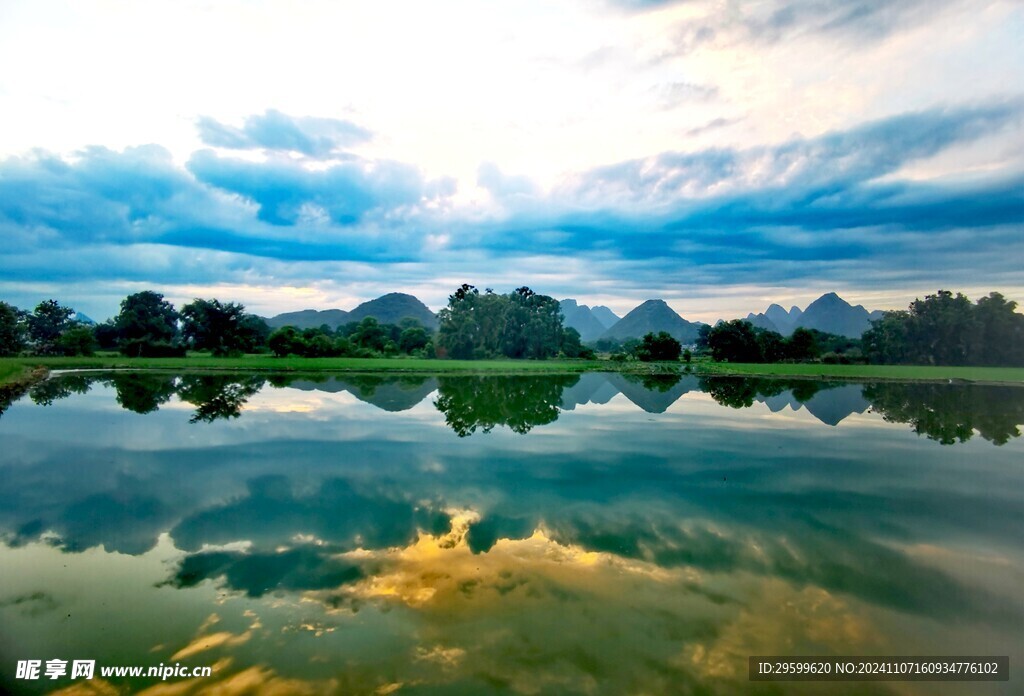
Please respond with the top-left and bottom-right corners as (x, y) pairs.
(3, 356), (1024, 391)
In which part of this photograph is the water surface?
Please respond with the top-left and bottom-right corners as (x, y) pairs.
(0, 372), (1021, 694)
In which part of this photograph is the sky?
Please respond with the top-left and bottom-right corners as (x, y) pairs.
(1, 0), (1022, 323)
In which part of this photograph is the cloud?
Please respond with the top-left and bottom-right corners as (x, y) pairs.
(616, 0), (969, 47)
(1, 99), (1022, 319)
(187, 150), (439, 227)
(196, 109), (372, 158)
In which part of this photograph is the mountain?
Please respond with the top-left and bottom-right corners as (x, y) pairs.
(266, 308), (351, 330)
(744, 312), (781, 333)
(346, 293), (438, 330)
(267, 293), (438, 331)
(600, 299), (704, 343)
(794, 292), (875, 338)
(590, 306), (620, 329)
(765, 304), (801, 333)
(73, 311), (96, 325)
(742, 294), (879, 339)
(745, 304), (802, 334)
(559, 299), (612, 342)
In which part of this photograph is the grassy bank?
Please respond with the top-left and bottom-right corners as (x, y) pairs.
(4, 355), (1024, 389)
(0, 354), (616, 385)
(696, 361), (1024, 384)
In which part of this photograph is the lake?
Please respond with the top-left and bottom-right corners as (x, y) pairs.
(0, 372), (1021, 694)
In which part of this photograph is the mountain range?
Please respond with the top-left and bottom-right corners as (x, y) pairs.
(266, 293), (438, 330)
(559, 299), (620, 341)
(744, 292), (883, 338)
(265, 290), (882, 343)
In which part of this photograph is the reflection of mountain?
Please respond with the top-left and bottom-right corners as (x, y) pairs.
(801, 384), (870, 426)
(760, 383), (869, 425)
(702, 377), (869, 426)
(559, 372), (619, 410)
(283, 375), (438, 411)
(605, 373), (698, 414)
(17, 372), (1024, 444)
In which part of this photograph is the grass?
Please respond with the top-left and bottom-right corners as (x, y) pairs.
(0, 354), (616, 385)
(696, 361), (1024, 384)
(4, 354), (1024, 388)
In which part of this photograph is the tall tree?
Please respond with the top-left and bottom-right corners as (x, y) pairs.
(27, 299), (75, 355)
(115, 291), (180, 356)
(0, 301), (27, 356)
(180, 299), (263, 356)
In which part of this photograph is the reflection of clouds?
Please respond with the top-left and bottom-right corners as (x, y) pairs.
(681, 579), (877, 681)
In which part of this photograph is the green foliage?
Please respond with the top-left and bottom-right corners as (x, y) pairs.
(635, 332), (682, 362)
(55, 326), (99, 356)
(181, 298), (266, 357)
(707, 320), (763, 363)
(864, 382), (1024, 445)
(399, 326), (430, 354)
(433, 374), (580, 436)
(707, 321), (854, 364)
(863, 290), (1024, 366)
(28, 299), (75, 355)
(115, 291), (180, 356)
(0, 301), (27, 356)
(437, 285), (563, 360)
(92, 321), (120, 350)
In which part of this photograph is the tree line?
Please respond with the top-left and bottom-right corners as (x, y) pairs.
(701, 290), (1024, 367)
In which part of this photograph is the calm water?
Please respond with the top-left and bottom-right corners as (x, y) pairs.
(0, 372), (1022, 695)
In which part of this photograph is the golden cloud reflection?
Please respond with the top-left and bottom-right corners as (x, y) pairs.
(284, 511), (884, 693)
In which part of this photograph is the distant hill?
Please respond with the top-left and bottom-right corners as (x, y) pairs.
(744, 312), (781, 333)
(600, 299), (704, 343)
(266, 308), (351, 330)
(73, 311), (96, 325)
(590, 306), (620, 329)
(745, 303), (802, 334)
(267, 292), (437, 331)
(794, 292), (875, 338)
(347, 293), (438, 330)
(743, 293), (880, 339)
(559, 299), (612, 342)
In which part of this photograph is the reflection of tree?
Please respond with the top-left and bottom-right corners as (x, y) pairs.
(627, 373), (682, 393)
(434, 375), (580, 436)
(178, 374), (266, 423)
(27, 374), (93, 406)
(106, 373), (178, 414)
(864, 382), (1024, 445)
(699, 376), (825, 409)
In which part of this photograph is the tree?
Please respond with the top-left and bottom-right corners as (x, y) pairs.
(973, 292), (1024, 366)
(0, 301), (27, 356)
(707, 320), (762, 363)
(399, 325), (430, 354)
(350, 317), (389, 353)
(436, 284), (563, 360)
(785, 328), (820, 361)
(27, 300), (75, 355)
(268, 326), (307, 357)
(56, 326), (98, 356)
(861, 290), (1024, 366)
(180, 298), (261, 356)
(115, 291), (181, 357)
(635, 332), (682, 362)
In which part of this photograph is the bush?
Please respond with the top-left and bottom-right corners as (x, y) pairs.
(120, 339), (187, 358)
